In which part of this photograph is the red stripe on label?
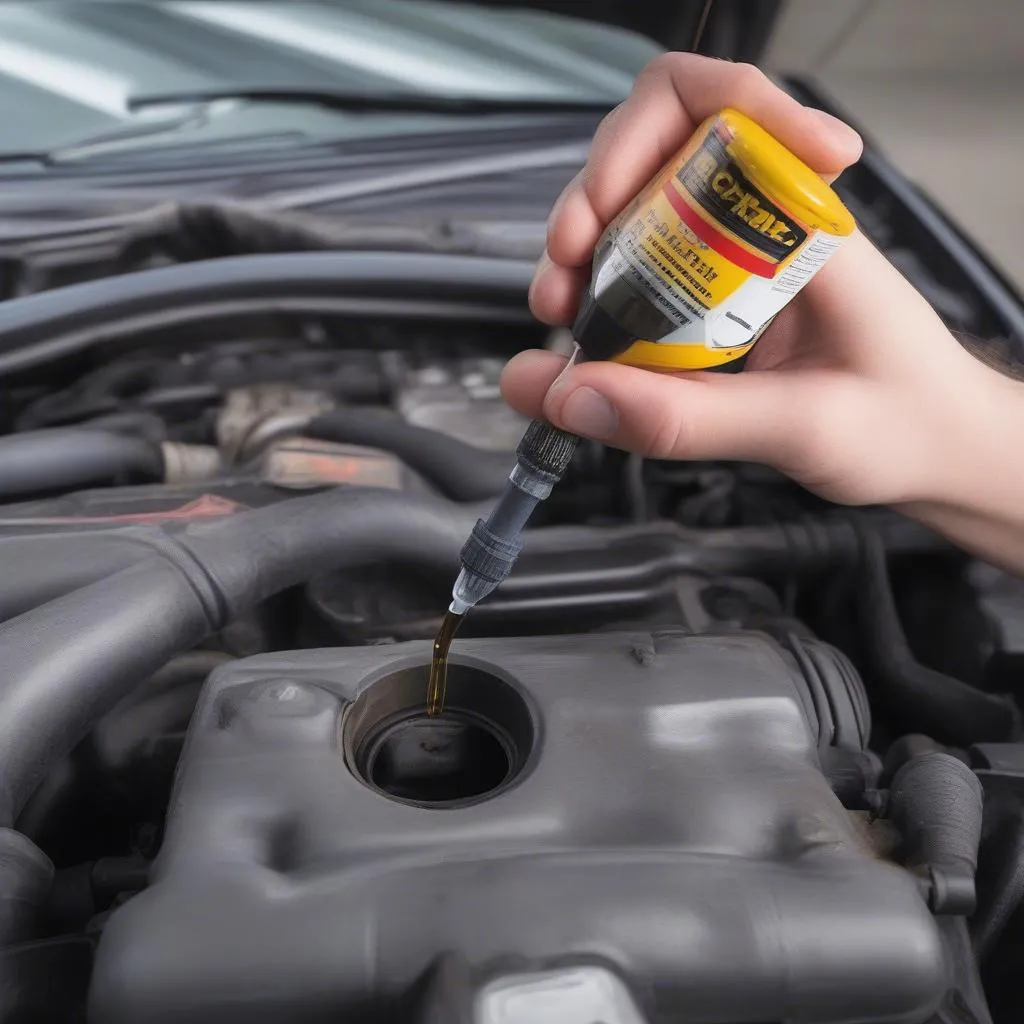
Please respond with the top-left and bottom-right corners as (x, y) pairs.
(661, 182), (778, 278)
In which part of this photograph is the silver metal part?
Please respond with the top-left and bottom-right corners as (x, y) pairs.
(159, 442), (221, 484)
(260, 438), (405, 491)
(509, 462), (553, 500)
(396, 357), (528, 453)
(236, 413), (315, 462)
(216, 385), (335, 463)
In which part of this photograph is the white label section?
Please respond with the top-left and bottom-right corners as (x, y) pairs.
(609, 226), (847, 351)
(657, 228), (848, 349)
(772, 229), (845, 296)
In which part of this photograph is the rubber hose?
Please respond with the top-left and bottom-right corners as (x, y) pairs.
(858, 531), (1017, 744)
(890, 751), (985, 915)
(499, 515), (943, 606)
(0, 502), (953, 829)
(16, 651), (234, 845)
(972, 801), (1024, 960)
(0, 828), (53, 944)
(176, 487), (471, 618)
(0, 488), (471, 828)
(0, 533), (149, 621)
(0, 428), (162, 499)
(0, 252), (533, 378)
(880, 734), (948, 788)
(935, 916), (996, 1024)
(304, 409), (512, 501)
(0, 510), (949, 627)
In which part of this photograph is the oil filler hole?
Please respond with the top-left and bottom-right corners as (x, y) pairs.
(344, 663), (533, 807)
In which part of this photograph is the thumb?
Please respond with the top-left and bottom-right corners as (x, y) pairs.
(540, 360), (804, 465)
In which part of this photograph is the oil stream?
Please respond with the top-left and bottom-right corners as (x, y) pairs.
(426, 609), (464, 717)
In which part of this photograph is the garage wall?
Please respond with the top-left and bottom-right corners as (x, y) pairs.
(764, 0), (1024, 77)
(764, 0), (1024, 289)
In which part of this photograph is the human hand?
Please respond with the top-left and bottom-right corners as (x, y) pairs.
(501, 53), (1011, 511)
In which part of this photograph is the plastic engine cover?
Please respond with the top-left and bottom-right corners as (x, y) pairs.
(89, 631), (945, 1023)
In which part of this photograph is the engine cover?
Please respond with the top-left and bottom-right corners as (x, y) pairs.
(90, 631), (945, 1023)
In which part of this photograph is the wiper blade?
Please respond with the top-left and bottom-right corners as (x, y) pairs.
(130, 87), (617, 117)
(0, 89), (611, 168)
(0, 101), (248, 167)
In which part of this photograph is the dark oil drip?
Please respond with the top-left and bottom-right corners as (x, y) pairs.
(426, 610), (464, 717)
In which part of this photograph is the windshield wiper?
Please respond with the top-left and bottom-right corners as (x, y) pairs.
(0, 101), (250, 167)
(129, 86), (617, 117)
(0, 89), (613, 168)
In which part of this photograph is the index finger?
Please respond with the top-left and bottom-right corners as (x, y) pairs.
(535, 54), (863, 324)
(581, 56), (861, 233)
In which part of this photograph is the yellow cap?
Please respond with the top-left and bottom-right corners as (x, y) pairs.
(719, 108), (855, 236)
(614, 338), (756, 371)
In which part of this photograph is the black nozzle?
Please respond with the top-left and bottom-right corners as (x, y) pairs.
(515, 419), (581, 485)
(571, 287), (635, 362)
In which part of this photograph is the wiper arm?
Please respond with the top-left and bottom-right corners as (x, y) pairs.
(130, 87), (616, 117)
(0, 100), (244, 166)
(0, 89), (611, 168)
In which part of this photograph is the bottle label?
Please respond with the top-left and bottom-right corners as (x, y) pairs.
(677, 127), (809, 265)
(594, 115), (850, 365)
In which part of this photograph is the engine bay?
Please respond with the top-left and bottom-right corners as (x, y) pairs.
(92, 632), (942, 1024)
(2, 113), (1024, 1023)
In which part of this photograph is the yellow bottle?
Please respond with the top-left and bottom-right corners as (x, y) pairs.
(572, 108), (856, 370)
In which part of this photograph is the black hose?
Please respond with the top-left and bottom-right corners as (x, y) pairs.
(0, 252), (534, 379)
(176, 487), (470, 619)
(0, 488), (471, 828)
(973, 799), (1024, 960)
(889, 751), (984, 915)
(857, 531), (1018, 745)
(0, 428), (162, 499)
(0, 533), (149, 621)
(16, 651), (234, 846)
(0, 509), (950, 629)
(0, 560), (208, 831)
(0, 495), (961, 835)
(304, 409), (512, 501)
(934, 917), (996, 1024)
(0, 828), (53, 944)
(0, 500), (953, 830)
(501, 513), (943, 604)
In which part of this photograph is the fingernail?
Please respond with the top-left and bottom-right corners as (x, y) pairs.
(808, 107), (861, 149)
(527, 255), (552, 308)
(559, 386), (618, 440)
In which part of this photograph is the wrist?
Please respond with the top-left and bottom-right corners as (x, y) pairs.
(897, 366), (1024, 569)
(937, 368), (1024, 512)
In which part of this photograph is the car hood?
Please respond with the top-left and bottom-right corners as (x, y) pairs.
(0, 0), (659, 155)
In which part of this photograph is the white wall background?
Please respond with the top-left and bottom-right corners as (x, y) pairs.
(764, 0), (1024, 289)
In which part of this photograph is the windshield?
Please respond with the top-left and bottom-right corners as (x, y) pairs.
(0, 0), (661, 159)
